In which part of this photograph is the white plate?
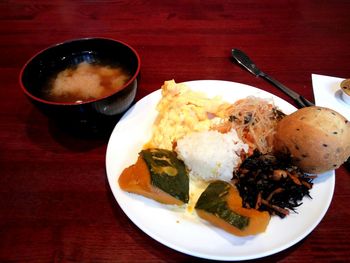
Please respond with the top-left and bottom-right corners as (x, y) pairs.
(105, 80), (335, 261)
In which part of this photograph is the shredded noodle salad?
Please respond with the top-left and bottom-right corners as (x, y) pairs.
(215, 96), (284, 154)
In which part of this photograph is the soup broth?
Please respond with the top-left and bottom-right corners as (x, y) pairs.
(45, 62), (131, 103)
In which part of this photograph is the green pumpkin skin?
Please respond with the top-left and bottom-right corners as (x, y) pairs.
(195, 181), (249, 230)
(195, 180), (271, 236)
(140, 149), (189, 204)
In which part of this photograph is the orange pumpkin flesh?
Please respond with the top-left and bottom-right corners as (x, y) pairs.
(196, 181), (270, 237)
(118, 156), (184, 205)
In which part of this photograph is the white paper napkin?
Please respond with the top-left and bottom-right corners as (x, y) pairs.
(312, 74), (350, 120)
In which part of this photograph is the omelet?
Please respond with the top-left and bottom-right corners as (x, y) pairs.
(146, 80), (228, 150)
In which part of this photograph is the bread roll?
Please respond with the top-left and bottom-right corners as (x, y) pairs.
(274, 106), (350, 174)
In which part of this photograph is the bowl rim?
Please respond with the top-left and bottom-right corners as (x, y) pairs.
(19, 37), (141, 106)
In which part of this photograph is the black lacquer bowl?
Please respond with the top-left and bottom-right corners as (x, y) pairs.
(19, 37), (141, 135)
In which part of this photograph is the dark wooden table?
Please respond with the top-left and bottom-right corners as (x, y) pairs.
(1, 1), (349, 262)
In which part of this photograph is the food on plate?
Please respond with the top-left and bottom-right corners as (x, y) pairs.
(214, 96), (285, 154)
(175, 129), (248, 182)
(119, 148), (189, 205)
(340, 79), (350, 104)
(233, 151), (315, 218)
(274, 106), (350, 174)
(118, 80), (332, 238)
(195, 180), (270, 236)
(45, 62), (131, 103)
(146, 80), (229, 150)
(147, 80), (283, 155)
(340, 79), (350, 96)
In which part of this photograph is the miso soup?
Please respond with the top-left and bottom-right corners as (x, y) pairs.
(45, 62), (131, 103)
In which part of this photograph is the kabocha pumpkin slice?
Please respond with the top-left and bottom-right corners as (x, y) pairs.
(119, 148), (189, 205)
(195, 181), (270, 236)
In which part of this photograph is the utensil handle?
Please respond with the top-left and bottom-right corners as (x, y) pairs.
(299, 95), (315, 107)
(261, 73), (314, 108)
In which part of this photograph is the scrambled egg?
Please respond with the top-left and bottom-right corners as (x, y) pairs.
(147, 80), (228, 150)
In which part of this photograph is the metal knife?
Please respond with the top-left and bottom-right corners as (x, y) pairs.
(231, 49), (314, 108)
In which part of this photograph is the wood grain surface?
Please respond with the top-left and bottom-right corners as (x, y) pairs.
(0, 1), (349, 262)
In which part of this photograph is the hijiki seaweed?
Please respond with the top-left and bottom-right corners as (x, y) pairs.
(233, 150), (316, 218)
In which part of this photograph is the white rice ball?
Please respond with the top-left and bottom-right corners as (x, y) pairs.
(175, 129), (248, 182)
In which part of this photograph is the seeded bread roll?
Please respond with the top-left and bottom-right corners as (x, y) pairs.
(274, 106), (350, 174)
